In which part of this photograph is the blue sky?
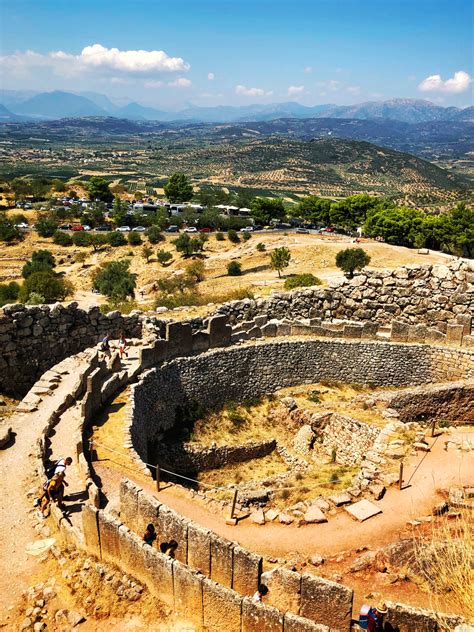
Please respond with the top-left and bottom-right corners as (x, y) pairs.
(1, 0), (472, 108)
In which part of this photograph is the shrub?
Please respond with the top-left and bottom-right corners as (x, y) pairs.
(128, 231), (142, 246)
(335, 247), (371, 278)
(256, 242), (266, 252)
(0, 281), (20, 306)
(93, 260), (137, 301)
(242, 231), (251, 241)
(215, 232), (225, 241)
(284, 273), (322, 290)
(53, 230), (73, 246)
(0, 216), (22, 243)
(227, 229), (240, 243)
(19, 271), (73, 303)
(22, 250), (55, 279)
(108, 231), (127, 247)
(227, 260), (242, 276)
(157, 249), (173, 265)
(25, 292), (46, 305)
(146, 225), (164, 244)
(185, 260), (205, 282)
(142, 245), (153, 262)
(72, 231), (91, 247)
(35, 218), (58, 238)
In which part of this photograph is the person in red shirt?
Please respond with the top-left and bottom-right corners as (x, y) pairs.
(367, 601), (388, 631)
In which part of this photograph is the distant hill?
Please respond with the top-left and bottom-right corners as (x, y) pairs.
(13, 91), (107, 119)
(4, 91), (472, 124)
(0, 103), (30, 122)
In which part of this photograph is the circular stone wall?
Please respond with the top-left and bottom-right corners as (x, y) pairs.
(130, 339), (474, 462)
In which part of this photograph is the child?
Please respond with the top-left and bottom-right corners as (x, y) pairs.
(143, 523), (157, 546)
(118, 332), (128, 359)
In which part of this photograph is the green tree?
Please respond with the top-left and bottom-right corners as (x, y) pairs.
(53, 231), (73, 246)
(364, 206), (425, 247)
(92, 260), (137, 301)
(10, 178), (31, 202)
(227, 261), (242, 276)
(227, 229), (240, 243)
(157, 249), (173, 265)
(108, 232), (127, 247)
(128, 231), (142, 246)
(215, 232), (225, 241)
(72, 231), (91, 247)
(35, 217), (58, 238)
(0, 281), (20, 307)
(330, 194), (383, 230)
(111, 196), (127, 225)
(294, 196), (331, 225)
(164, 173), (193, 203)
(251, 197), (285, 225)
(335, 247), (371, 278)
(87, 176), (113, 203)
(0, 216), (22, 243)
(88, 233), (108, 252)
(185, 260), (205, 282)
(173, 233), (198, 257)
(19, 271), (73, 303)
(146, 225), (164, 244)
(270, 247), (291, 278)
(256, 242), (266, 252)
(142, 245), (153, 263)
(22, 250), (55, 279)
(52, 178), (66, 193)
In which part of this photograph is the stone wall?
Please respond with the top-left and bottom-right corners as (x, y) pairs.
(319, 414), (381, 466)
(0, 303), (143, 397)
(131, 339), (474, 463)
(216, 261), (473, 328)
(153, 439), (277, 475)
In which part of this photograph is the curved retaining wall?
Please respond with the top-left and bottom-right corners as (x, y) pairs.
(130, 339), (474, 463)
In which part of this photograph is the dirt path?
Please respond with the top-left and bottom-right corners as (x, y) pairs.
(0, 354), (91, 619)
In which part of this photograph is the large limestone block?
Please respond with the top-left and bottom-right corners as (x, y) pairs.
(202, 578), (242, 632)
(446, 324), (464, 346)
(241, 598), (284, 632)
(187, 521), (212, 576)
(232, 545), (262, 596)
(208, 315), (232, 348)
(142, 546), (174, 607)
(173, 561), (204, 629)
(300, 574), (353, 631)
(156, 505), (189, 564)
(386, 602), (438, 632)
(260, 567), (301, 614)
(391, 321), (408, 342)
(81, 504), (100, 557)
(166, 321), (193, 357)
(284, 612), (330, 631)
(118, 526), (148, 584)
(97, 511), (121, 564)
(210, 534), (234, 588)
(137, 490), (161, 535)
(120, 478), (140, 532)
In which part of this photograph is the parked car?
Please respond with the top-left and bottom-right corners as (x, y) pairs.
(15, 222), (29, 229)
(71, 224), (84, 231)
(240, 226), (253, 232)
(132, 226), (146, 232)
(82, 225), (92, 231)
(96, 224), (112, 232)
(184, 226), (198, 233)
(166, 225), (179, 233)
(58, 224), (72, 230)
(116, 226), (131, 232)
(198, 227), (212, 233)
(296, 227), (310, 234)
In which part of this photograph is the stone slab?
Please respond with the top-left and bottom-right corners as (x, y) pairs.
(328, 492), (352, 506)
(173, 561), (203, 629)
(232, 545), (262, 596)
(304, 505), (328, 523)
(202, 578), (242, 632)
(210, 535), (233, 588)
(300, 574), (353, 631)
(241, 598), (284, 632)
(345, 499), (382, 522)
(187, 521), (211, 576)
(261, 567), (301, 614)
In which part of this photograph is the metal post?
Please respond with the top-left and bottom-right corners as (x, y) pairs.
(399, 462), (404, 490)
(431, 419), (436, 438)
(226, 489), (238, 525)
(156, 465), (161, 492)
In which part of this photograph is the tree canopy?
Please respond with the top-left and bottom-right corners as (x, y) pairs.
(335, 247), (371, 278)
(164, 173), (193, 203)
(92, 260), (137, 301)
(87, 177), (113, 203)
(270, 246), (291, 277)
(250, 197), (285, 225)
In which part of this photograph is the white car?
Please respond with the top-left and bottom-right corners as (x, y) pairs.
(116, 226), (131, 232)
(132, 226), (146, 232)
(15, 222), (29, 229)
(184, 226), (198, 233)
(240, 226), (253, 232)
(82, 225), (92, 231)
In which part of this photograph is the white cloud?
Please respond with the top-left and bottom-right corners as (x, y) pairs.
(0, 43), (190, 78)
(304, 66), (313, 74)
(288, 85), (305, 96)
(144, 80), (164, 88)
(207, 72), (215, 81)
(346, 85), (361, 95)
(418, 70), (471, 94)
(235, 84), (273, 97)
(168, 77), (192, 88)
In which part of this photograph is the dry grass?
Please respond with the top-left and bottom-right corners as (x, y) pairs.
(413, 511), (474, 627)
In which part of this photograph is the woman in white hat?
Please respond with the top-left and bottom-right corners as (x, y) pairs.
(367, 601), (388, 631)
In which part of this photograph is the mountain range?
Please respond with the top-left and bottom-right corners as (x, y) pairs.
(0, 90), (472, 124)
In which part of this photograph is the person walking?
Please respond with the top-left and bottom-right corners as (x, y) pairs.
(40, 471), (66, 516)
(118, 332), (128, 359)
(365, 601), (388, 631)
(100, 334), (111, 358)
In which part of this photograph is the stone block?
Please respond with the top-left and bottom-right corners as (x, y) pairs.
(192, 331), (210, 353)
(173, 561), (204, 629)
(241, 598), (284, 632)
(291, 324), (314, 336)
(260, 567), (301, 614)
(137, 490), (161, 536)
(277, 323), (291, 337)
(118, 526), (148, 584)
(462, 334), (474, 348)
(142, 546), (174, 607)
(345, 499), (382, 522)
(166, 321), (193, 357)
(284, 612), (329, 631)
(328, 492), (352, 506)
(156, 505), (189, 564)
(361, 322), (379, 339)
(81, 504), (100, 557)
(386, 601), (437, 632)
(456, 313), (472, 337)
(210, 534), (234, 588)
(187, 521), (211, 576)
(300, 574), (353, 631)
(202, 578), (242, 632)
(343, 324), (363, 339)
(120, 478), (140, 532)
(446, 324), (464, 346)
(208, 315), (232, 348)
(425, 328), (446, 344)
(232, 545), (262, 596)
(391, 321), (408, 342)
(97, 511), (121, 564)
(304, 505), (328, 524)
(139, 339), (170, 369)
(407, 324), (427, 343)
(261, 322), (278, 337)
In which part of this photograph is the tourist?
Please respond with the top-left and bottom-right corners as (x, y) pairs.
(162, 539), (178, 558)
(252, 584), (268, 603)
(118, 332), (128, 359)
(40, 471), (66, 516)
(100, 334), (111, 357)
(143, 523), (157, 546)
(50, 456), (73, 478)
(365, 601), (388, 631)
